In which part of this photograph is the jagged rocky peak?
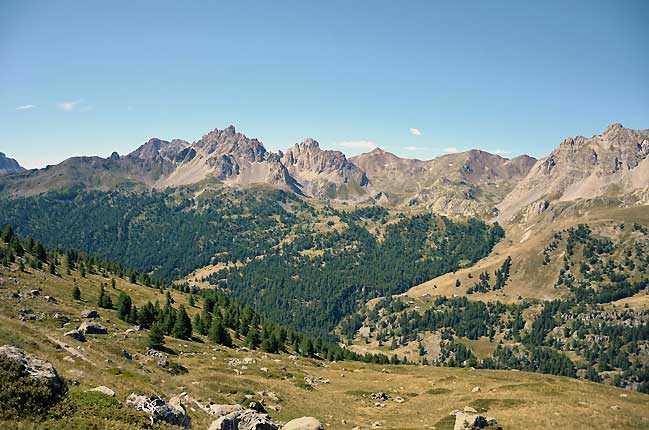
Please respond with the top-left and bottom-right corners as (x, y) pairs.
(0, 152), (25, 174)
(129, 138), (190, 161)
(497, 123), (649, 223)
(196, 125), (268, 162)
(541, 123), (649, 175)
(282, 138), (368, 186)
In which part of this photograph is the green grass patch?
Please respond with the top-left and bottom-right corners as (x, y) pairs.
(427, 387), (451, 395)
(470, 397), (526, 412)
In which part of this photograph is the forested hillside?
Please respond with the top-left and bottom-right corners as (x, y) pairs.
(345, 222), (649, 393)
(0, 188), (503, 339)
(215, 212), (503, 337)
(0, 187), (303, 280)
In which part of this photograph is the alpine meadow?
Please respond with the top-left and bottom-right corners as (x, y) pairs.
(1, 2), (649, 430)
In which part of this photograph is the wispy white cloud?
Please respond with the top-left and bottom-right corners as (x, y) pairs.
(404, 146), (426, 151)
(493, 149), (511, 155)
(16, 104), (36, 110)
(409, 128), (422, 136)
(59, 99), (84, 111)
(443, 147), (459, 153)
(337, 140), (377, 150)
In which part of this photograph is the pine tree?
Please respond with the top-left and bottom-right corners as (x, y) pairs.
(172, 305), (192, 339)
(111, 278), (116, 289)
(1, 225), (14, 243)
(209, 317), (232, 347)
(165, 291), (174, 306)
(138, 302), (156, 329)
(98, 285), (112, 309)
(188, 294), (195, 307)
(300, 337), (314, 357)
(127, 305), (139, 325)
(18, 259), (25, 272)
(117, 292), (133, 320)
(72, 286), (81, 300)
(245, 325), (260, 349)
(34, 242), (47, 262)
(148, 322), (165, 350)
(192, 313), (203, 335)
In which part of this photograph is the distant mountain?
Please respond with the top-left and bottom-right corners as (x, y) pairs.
(351, 148), (536, 217)
(498, 123), (649, 223)
(0, 126), (368, 199)
(0, 152), (25, 175)
(143, 126), (296, 190)
(281, 138), (368, 199)
(3, 123), (648, 222)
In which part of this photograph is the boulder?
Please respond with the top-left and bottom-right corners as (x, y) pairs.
(369, 392), (391, 401)
(64, 329), (86, 342)
(0, 345), (64, 391)
(304, 376), (329, 386)
(283, 417), (325, 430)
(88, 386), (115, 397)
(209, 409), (278, 430)
(125, 393), (189, 427)
(206, 404), (245, 417)
(248, 401), (267, 413)
(80, 309), (100, 319)
(453, 408), (499, 430)
(78, 321), (107, 334)
(471, 386), (481, 393)
(145, 348), (168, 367)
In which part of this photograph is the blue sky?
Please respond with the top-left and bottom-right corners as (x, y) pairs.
(1, 1), (648, 168)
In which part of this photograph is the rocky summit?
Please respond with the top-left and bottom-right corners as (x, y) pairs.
(0, 152), (24, 175)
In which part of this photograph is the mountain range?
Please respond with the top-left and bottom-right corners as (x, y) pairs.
(2, 123), (648, 222)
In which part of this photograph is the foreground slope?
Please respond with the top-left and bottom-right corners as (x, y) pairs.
(1, 262), (648, 430)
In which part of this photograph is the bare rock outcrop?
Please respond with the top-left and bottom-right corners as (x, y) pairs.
(208, 408), (278, 430)
(498, 123), (649, 223)
(452, 407), (500, 430)
(125, 393), (190, 427)
(0, 345), (64, 391)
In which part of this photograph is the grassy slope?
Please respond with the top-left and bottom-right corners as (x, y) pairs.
(407, 204), (649, 309)
(1, 263), (649, 429)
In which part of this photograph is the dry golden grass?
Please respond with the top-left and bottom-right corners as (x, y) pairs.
(1, 264), (649, 429)
(408, 204), (649, 305)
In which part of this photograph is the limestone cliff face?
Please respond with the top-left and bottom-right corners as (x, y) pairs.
(497, 124), (649, 223)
